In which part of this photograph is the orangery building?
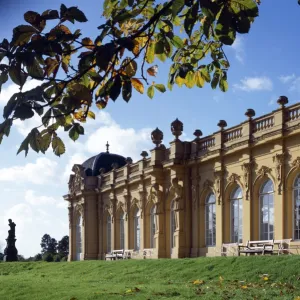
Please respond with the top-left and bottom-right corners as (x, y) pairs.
(64, 96), (300, 260)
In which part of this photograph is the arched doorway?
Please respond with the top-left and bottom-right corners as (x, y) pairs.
(75, 215), (82, 261)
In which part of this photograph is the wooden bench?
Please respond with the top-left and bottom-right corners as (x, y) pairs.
(105, 249), (124, 260)
(274, 239), (292, 255)
(238, 240), (274, 256)
(143, 248), (154, 259)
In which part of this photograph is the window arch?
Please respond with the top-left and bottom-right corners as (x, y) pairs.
(107, 215), (112, 253)
(134, 208), (141, 251)
(205, 193), (216, 246)
(294, 174), (300, 240)
(150, 205), (156, 248)
(230, 186), (243, 243)
(170, 200), (176, 249)
(120, 212), (125, 249)
(75, 215), (82, 261)
(259, 179), (274, 240)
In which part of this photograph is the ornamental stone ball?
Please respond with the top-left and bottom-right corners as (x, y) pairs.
(217, 120), (227, 130)
(245, 108), (256, 119)
(140, 151), (149, 159)
(151, 127), (164, 148)
(277, 96), (289, 107)
(171, 118), (183, 140)
(193, 129), (203, 140)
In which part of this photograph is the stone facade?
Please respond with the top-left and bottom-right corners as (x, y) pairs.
(64, 97), (300, 260)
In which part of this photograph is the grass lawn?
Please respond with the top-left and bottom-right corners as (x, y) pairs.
(1, 256), (300, 299)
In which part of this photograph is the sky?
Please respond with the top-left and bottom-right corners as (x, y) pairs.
(0, 0), (300, 257)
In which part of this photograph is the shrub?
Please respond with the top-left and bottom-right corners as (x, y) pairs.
(53, 255), (61, 262)
(34, 253), (42, 261)
(61, 256), (68, 262)
(42, 253), (53, 262)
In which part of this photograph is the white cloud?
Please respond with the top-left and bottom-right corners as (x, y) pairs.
(289, 77), (300, 94)
(14, 114), (43, 137)
(0, 79), (42, 106)
(25, 190), (57, 206)
(0, 157), (58, 185)
(279, 74), (295, 84)
(233, 76), (273, 92)
(231, 35), (245, 63)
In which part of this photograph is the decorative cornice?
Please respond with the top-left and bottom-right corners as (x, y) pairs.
(257, 165), (272, 177)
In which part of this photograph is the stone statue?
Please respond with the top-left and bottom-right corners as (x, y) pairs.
(3, 219), (18, 262)
(8, 219), (16, 239)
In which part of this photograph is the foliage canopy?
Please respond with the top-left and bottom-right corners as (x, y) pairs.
(0, 0), (261, 156)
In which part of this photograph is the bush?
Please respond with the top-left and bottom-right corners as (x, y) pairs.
(60, 256), (68, 262)
(34, 253), (42, 261)
(53, 255), (61, 262)
(42, 253), (53, 262)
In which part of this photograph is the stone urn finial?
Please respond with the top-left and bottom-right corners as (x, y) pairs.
(171, 118), (183, 140)
(277, 96), (288, 107)
(193, 129), (203, 140)
(126, 157), (133, 164)
(217, 120), (227, 131)
(140, 151), (149, 160)
(245, 108), (256, 120)
(151, 127), (163, 148)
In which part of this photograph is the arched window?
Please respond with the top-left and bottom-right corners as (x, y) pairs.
(294, 174), (300, 240)
(75, 215), (82, 261)
(205, 193), (216, 246)
(260, 179), (274, 240)
(120, 212), (125, 249)
(231, 186), (243, 243)
(107, 215), (112, 253)
(170, 201), (176, 249)
(150, 205), (156, 248)
(134, 208), (141, 251)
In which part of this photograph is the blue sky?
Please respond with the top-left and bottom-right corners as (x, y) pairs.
(0, 0), (300, 257)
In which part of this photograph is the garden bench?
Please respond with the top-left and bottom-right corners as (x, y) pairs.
(238, 240), (274, 256)
(274, 239), (293, 255)
(143, 248), (154, 259)
(105, 249), (124, 260)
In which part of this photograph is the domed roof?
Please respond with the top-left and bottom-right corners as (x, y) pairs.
(82, 151), (127, 176)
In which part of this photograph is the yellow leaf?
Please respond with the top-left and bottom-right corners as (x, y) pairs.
(147, 65), (158, 77)
(241, 285), (248, 289)
(175, 76), (185, 87)
(146, 41), (155, 64)
(263, 277), (269, 281)
(82, 37), (94, 50)
(96, 100), (107, 109)
(132, 39), (140, 56)
(87, 111), (95, 119)
(131, 78), (144, 94)
(185, 71), (195, 89)
(195, 71), (205, 88)
(193, 279), (204, 285)
(219, 276), (224, 282)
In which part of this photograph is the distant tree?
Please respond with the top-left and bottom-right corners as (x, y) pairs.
(17, 254), (25, 261)
(42, 252), (53, 262)
(34, 253), (42, 261)
(40, 234), (57, 255)
(57, 235), (69, 259)
(0, 252), (3, 261)
(0, 1), (263, 156)
(53, 254), (61, 262)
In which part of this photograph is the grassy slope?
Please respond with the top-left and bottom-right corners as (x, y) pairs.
(1, 256), (300, 300)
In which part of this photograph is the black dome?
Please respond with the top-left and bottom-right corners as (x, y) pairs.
(82, 152), (126, 176)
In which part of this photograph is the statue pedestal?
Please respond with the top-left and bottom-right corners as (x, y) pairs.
(3, 238), (18, 262)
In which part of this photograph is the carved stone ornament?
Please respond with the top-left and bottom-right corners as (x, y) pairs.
(148, 183), (162, 205)
(228, 173), (241, 184)
(68, 204), (73, 228)
(69, 165), (86, 195)
(242, 162), (253, 200)
(104, 199), (115, 222)
(273, 153), (285, 195)
(203, 179), (213, 190)
(257, 166), (272, 178)
(191, 174), (201, 208)
(75, 203), (85, 226)
(214, 170), (223, 205)
(292, 157), (300, 170)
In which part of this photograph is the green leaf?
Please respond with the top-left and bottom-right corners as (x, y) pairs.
(68, 7), (88, 22)
(25, 57), (44, 79)
(12, 25), (38, 46)
(69, 84), (92, 105)
(123, 58), (137, 77)
(9, 65), (27, 87)
(24, 11), (46, 32)
(211, 74), (220, 89)
(42, 109), (52, 127)
(69, 126), (79, 142)
(0, 119), (13, 140)
(219, 78), (228, 92)
(39, 132), (52, 153)
(185, 71), (195, 88)
(29, 128), (41, 153)
(17, 134), (31, 156)
(122, 80), (132, 102)
(52, 136), (65, 156)
(195, 71), (205, 88)
(155, 40), (164, 55)
(200, 68), (211, 83)
(184, 4), (198, 37)
(147, 86), (155, 99)
(146, 41), (155, 64)
(154, 84), (166, 93)
(172, 0), (185, 18)
(0, 71), (8, 92)
(110, 75), (122, 101)
(14, 104), (35, 120)
(230, 0), (259, 18)
(170, 36), (184, 48)
(3, 93), (19, 119)
(41, 9), (59, 20)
